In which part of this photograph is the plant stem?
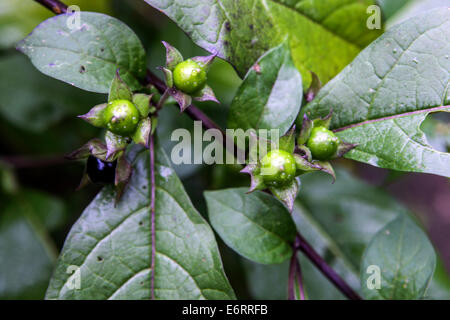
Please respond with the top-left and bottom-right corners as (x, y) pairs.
(288, 237), (305, 300)
(295, 233), (362, 300)
(149, 133), (156, 300)
(34, 0), (67, 14)
(34, 0), (363, 301)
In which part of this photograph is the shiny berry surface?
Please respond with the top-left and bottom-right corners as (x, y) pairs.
(103, 99), (140, 137)
(306, 126), (340, 160)
(173, 59), (207, 94)
(260, 150), (297, 187)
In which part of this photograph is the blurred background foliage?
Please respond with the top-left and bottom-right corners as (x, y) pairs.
(0, 0), (448, 299)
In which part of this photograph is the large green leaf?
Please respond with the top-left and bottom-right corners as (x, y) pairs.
(377, 0), (411, 20)
(228, 42), (302, 136)
(361, 215), (436, 300)
(45, 144), (235, 300)
(303, 8), (450, 177)
(144, 0), (382, 85)
(17, 12), (146, 93)
(239, 169), (450, 299)
(0, 190), (63, 299)
(205, 188), (297, 264)
(0, 54), (103, 132)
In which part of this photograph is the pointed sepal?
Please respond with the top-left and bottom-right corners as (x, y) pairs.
(305, 72), (322, 103)
(159, 67), (174, 88)
(295, 145), (312, 162)
(313, 110), (333, 129)
(109, 70), (133, 102)
(298, 114), (313, 145)
(193, 85), (219, 103)
(114, 154), (132, 203)
(333, 140), (358, 159)
(78, 103), (107, 128)
(269, 177), (300, 212)
(278, 126), (296, 153)
(162, 41), (184, 71)
(293, 154), (321, 175)
(313, 160), (336, 182)
(105, 131), (128, 161)
(169, 88), (192, 112)
(76, 170), (91, 191)
(132, 93), (153, 118)
(241, 164), (266, 193)
(65, 139), (107, 161)
(192, 53), (216, 71)
(132, 118), (152, 147)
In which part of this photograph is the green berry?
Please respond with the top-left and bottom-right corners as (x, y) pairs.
(103, 99), (140, 137)
(260, 150), (297, 187)
(173, 59), (207, 94)
(306, 126), (340, 160)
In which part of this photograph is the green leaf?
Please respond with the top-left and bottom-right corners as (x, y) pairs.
(144, 0), (382, 85)
(361, 215), (436, 300)
(303, 8), (450, 177)
(0, 54), (103, 132)
(228, 42), (302, 137)
(205, 188), (296, 264)
(377, 0), (411, 20)
(45, 144), (235, 300)
(0, 190), (64, 299)
(17, 12), (146, 93)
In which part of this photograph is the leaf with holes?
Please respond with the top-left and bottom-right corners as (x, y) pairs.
(361, 215), (436, 300)
(45, 144), (235, 300)
(17, 12), (146, 93)
(303, 8), (450, 177)
(228, 42), (302, 137)
(144, 0), (382, 86)
(205, 188), (297, 264)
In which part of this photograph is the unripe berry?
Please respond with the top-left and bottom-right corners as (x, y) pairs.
(173, 59), (207, 94)
(103, 99), (140, 137)
(260, 150), (297, 187)
(306, 126), (340, 160)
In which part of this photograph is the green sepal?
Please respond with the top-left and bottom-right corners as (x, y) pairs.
(305, 71), (322, 103)
(191, 54), (216, 71)
(151, 117), (158, 135)
(169, 88), (192, 112)
(105, 131), (128, 161)
(193, 85), (219, 103)
(313, 160), (336, 182)
(114, 153), (132, 202)
(278, 126), (296, 153)
(269, 177), (300, 212)
(312, 110), (333, 129)
(298, 114), (313, 145)
(131, 118), (152, 147)
(293, 154), (321, 175)
(333, 140), (358, 159)
(162, 41), (184, 71)
(78, 103), (107, 128)
(132, 93), (153, 118)
(159, 67), (174, 88)
(240, 164), (266, 193)
(109, 70), (133, 102)
(76, 170), (91, 191)
(65, 139), (108, 161)
(296, 145), (312, 162)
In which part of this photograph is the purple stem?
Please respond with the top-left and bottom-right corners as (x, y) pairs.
(149, 133), (156, 300)
(295, 233), (362, 300)
(34, 0), (362, 301)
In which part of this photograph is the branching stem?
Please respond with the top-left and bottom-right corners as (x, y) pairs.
(33, 0), (363, 301)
